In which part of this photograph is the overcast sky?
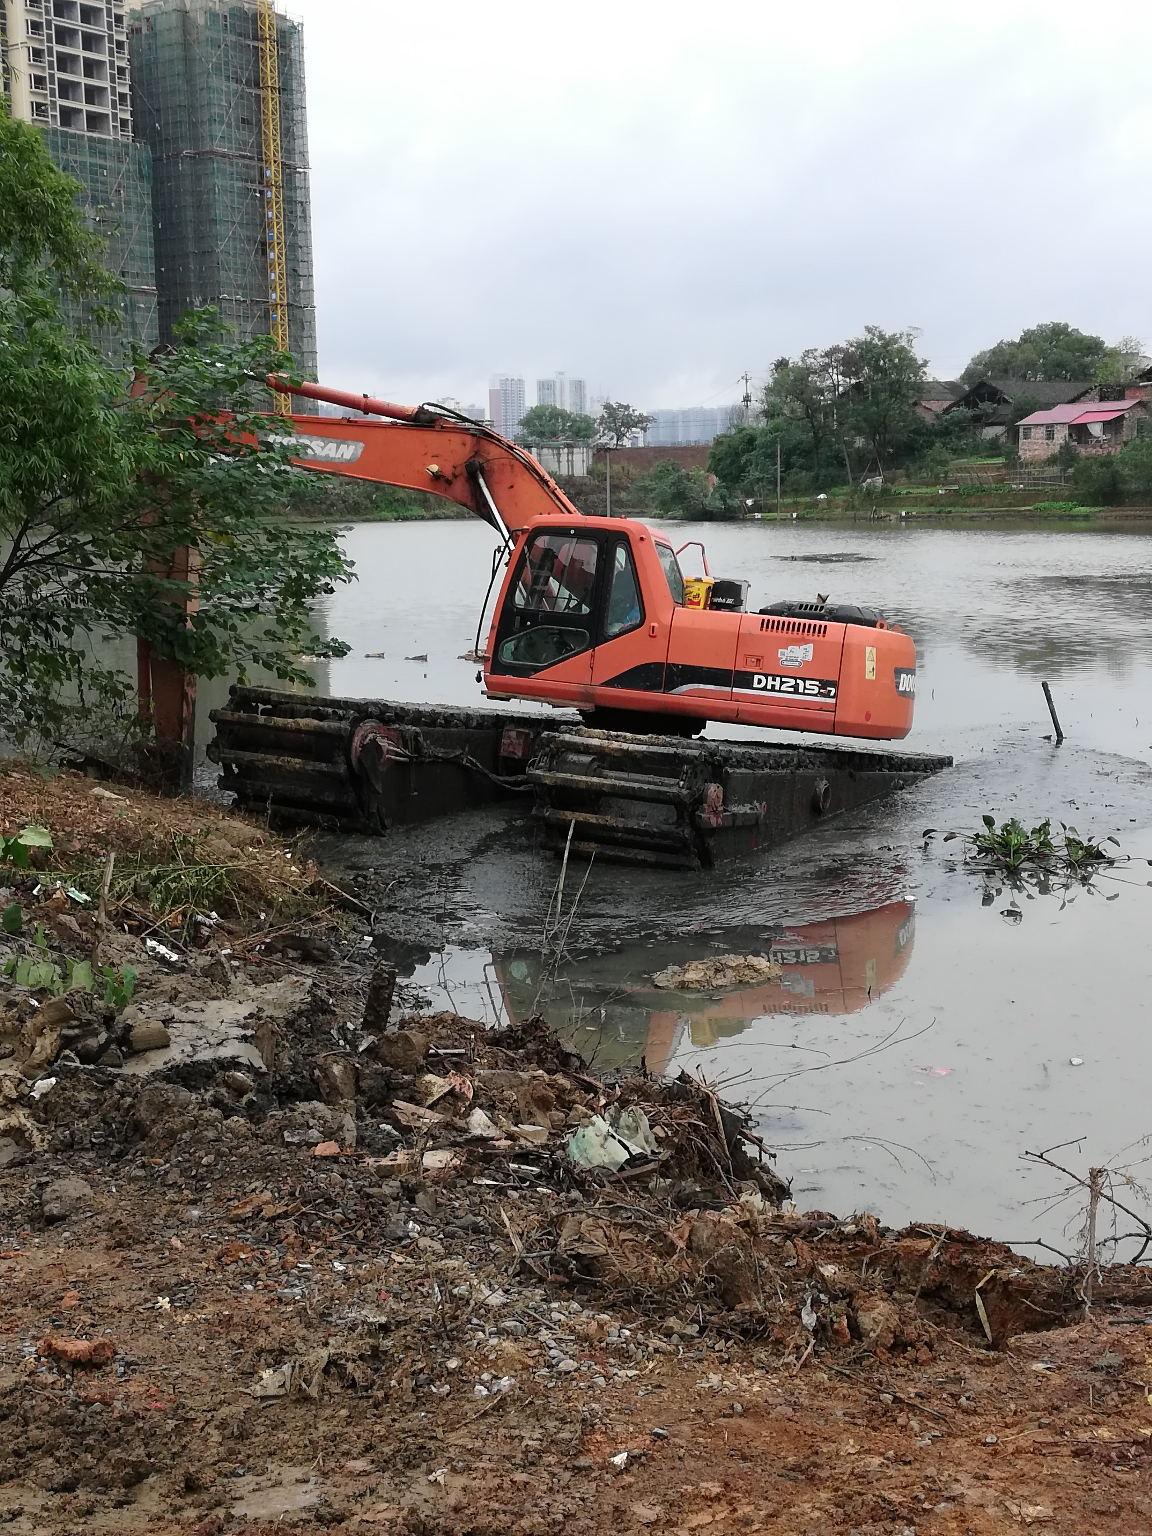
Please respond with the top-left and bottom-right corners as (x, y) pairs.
(289, 0), (1152, 412)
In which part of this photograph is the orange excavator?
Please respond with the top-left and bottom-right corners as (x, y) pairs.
(208, 379), (948, 868)
(267, 378), (917, 740)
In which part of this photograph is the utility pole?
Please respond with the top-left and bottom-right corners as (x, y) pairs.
(605, 447), (612, 517)
(740, 371), (752, 419)
(776, 438), (782, 517)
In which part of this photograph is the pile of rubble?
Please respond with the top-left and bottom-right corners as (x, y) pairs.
(8, 927), (1149, 1375)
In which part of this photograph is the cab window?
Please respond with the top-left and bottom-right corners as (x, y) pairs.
(499, 627), (589, 668)
(605, 541), (643, 639)
(514, 534), (598, 615)
(655, 542), (685, 605)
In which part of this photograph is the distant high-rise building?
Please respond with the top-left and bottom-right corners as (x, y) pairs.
(535, 374), (587, 414)
(646, 406), (736, 447)
(128, 0), (317, 386)
(0, 0), (158, 358)
(489, 376), (525, 437)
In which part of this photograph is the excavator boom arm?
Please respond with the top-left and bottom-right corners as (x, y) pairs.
(268, 375), (582, 535)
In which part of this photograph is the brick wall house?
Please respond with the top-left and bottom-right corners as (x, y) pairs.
(1017, 400), (1148, 462)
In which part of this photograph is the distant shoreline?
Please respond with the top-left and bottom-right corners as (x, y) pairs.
(281, 504), (1152, 527)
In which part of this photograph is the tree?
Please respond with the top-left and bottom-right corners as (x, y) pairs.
(765, 352), (829, 474)
(961, 322), (1109, 384)
(1071, 454), (1123, 505)
(1094, 335), (1146, 386)
(0, 102), (352, 752)
(516, 404), (596, 444)
(0, 101), (116, 308)
(596, 401), (654, 447)
(1118, 437), (1152, 501)
(1007, 391), (1043, 425)
(840, 326), (927, 475)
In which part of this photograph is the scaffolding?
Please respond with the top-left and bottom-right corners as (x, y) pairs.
(127, 0), (316, 394)
(1, 5), (158, 364)
(256, 0), (288, 412)
(38, 129), (160, 364)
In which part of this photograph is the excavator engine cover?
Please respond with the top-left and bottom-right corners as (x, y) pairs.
(759, 599), (889, 628)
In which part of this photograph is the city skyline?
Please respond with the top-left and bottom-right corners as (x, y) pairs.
(279, 0), (1152, 411)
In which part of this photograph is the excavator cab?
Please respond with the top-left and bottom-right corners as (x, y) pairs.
(484, 517), (916, 741)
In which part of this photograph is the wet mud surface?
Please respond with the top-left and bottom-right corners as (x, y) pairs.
(321, 733), (1152, 1251)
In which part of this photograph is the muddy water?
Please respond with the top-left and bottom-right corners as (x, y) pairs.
(320, 520), (1152, 1249)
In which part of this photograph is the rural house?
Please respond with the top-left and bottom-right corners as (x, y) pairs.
(1016, 399), (1148, 462)
(943, 379), (1096, 440)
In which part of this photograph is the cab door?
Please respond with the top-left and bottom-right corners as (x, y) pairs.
(488, 529), (599, 705)
(590, 536), (665, 697)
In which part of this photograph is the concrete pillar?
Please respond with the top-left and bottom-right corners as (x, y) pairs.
(4, 0), (34, 123)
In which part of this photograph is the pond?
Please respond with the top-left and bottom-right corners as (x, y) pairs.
(253, 518), (1152, 1250)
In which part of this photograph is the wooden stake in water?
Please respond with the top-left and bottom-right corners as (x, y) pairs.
(1084, 1166), (1103, 1316)
(1041, 681), (1064, 745)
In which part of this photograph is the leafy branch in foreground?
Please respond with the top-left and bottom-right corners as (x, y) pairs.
(0, 103), (354, 754)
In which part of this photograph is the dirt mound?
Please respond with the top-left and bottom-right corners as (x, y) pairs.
(0, 782), (1147, 1531)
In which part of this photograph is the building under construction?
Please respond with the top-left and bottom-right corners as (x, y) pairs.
(1, 0), (315, 382)
(128, 0), (316, 384)
(0, 0), (159, 360)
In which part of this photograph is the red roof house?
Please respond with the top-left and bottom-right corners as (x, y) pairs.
(1017, 399), (1148, 461)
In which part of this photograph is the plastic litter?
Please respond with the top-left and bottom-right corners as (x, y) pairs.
(466, 1107), (499, 1139)
(567, 1105), (659, 1171)
(144, 937), (181, 965)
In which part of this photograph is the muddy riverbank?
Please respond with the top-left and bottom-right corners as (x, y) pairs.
(3, 767), (1152, 1535)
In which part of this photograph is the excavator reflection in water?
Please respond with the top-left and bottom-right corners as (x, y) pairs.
(492, 899), (916, 1076)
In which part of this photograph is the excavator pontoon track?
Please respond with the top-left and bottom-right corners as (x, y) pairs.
(209, 687), (951, 865)
(208, 685), (578, 834)
(529, 727), (952, 870)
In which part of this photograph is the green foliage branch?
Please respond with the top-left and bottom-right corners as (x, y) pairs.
(0, 102), (353, 751)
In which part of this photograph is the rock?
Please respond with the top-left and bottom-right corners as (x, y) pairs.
(513, 1123), (549, 1144)
(125, 1019), (171, 1053)
(373, 1028), (427, 1074)
(73, 1028), (109, 1064)
(652, 954), (781, 990)
(261, 1101), (356, 1152)
(132, 1082), (193, 1135)
(200, 952), (233, 991)
(853, 1295), (899, 1352)
(415, 1072), (453, 1106)
(362, 962), (397, 1031)
(42, 1176), (94, 1223)
(40, 1335), (115, 1366)
(315, 1054), (358, 1103)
